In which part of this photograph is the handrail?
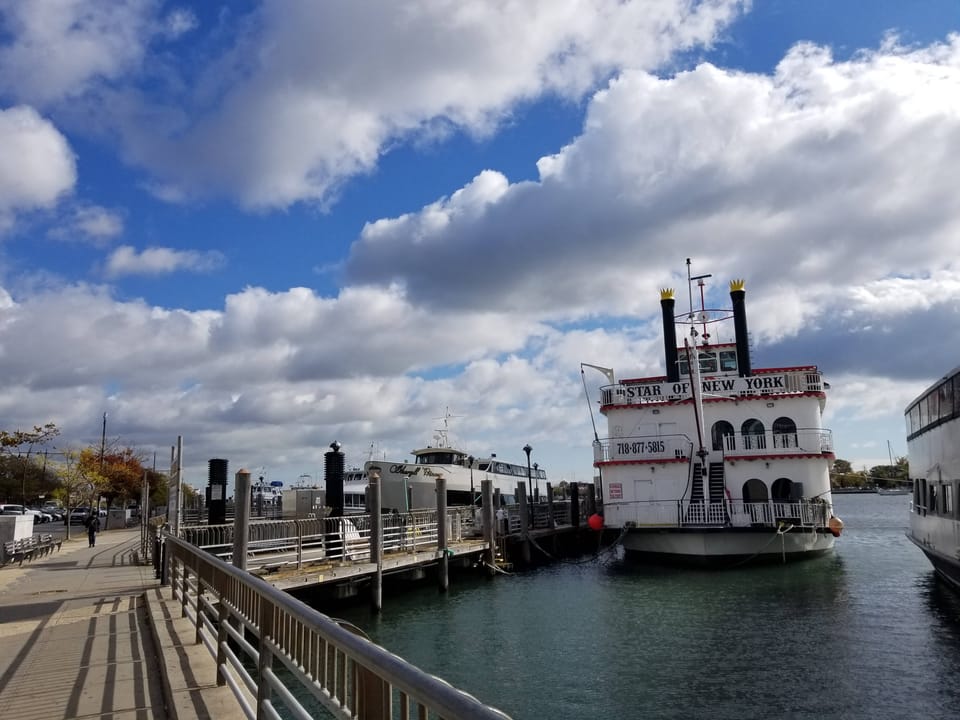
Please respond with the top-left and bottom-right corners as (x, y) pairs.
(162, 531), (513, 720)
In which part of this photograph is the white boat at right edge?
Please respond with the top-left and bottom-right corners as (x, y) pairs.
(586, 260), (843, 566)
(905, 365), (960, 591)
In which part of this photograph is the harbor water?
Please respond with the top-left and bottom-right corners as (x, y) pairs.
(319, 494), (960, 719)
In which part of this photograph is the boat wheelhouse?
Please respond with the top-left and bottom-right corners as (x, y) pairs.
(905, 365), (960, 590)
(587, 263), (841, 565)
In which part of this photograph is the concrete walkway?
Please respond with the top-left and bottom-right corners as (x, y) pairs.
(0, 527), (242, 720)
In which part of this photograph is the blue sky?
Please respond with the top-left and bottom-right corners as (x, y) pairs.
(2, 0), (960, 488)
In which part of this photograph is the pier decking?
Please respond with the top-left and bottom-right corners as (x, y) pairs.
(0, 527), (243, 720)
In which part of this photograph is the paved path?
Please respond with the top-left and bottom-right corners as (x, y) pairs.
(0, 527), (242, 720)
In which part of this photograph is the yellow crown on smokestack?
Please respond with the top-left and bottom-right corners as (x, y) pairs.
(660, 288), (675, 300)
(729, 279), (745, 292)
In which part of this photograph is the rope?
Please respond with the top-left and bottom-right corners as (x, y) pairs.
(524, 526), (628, 566)
(723, 522), (795, 569)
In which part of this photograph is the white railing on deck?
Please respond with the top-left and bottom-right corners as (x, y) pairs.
(723, 428), (833, 456)
(607, 499), (831, 529)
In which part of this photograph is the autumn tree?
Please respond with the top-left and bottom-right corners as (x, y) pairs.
(0, 423), (60, 505)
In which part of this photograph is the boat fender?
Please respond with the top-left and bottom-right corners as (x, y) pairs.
(828, 515), (844, 537)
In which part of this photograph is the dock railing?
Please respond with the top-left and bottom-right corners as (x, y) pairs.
(162, 531), (513, 720)
(179, 508), (471, 572)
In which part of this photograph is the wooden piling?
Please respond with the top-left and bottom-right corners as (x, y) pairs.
(517, 483), (531, 565)
(369, 467), (383, 613)
(437, 477), (448, 593)
(570, 481), (580, 529)
(546, 482), (555, 529)
(481, 480), (495, 576)
(233, 469), (251, 571)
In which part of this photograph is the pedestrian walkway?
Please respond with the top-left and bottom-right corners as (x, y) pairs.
(0, 527), (242, 720)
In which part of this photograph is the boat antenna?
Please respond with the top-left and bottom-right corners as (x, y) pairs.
(580, 365), (601, 442)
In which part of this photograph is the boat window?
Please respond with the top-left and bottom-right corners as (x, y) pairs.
(771, 477), (792, 501)
(938, 380), (953, 421)
(478, 463), (490, 471)
(719, 350), (737, 372)
(741, 419), (766, 450)
(711, 421), (734, 452)
(678, 356), (689, 376)
(742, 478), (767, 503)
(699, 351), (717, 373)
(943, 484), (954, 517)
(772, 417), (798, 448)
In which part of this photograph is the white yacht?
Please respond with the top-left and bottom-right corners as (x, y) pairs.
(586, 261), (842, 565)
(905, 365), (960, 590)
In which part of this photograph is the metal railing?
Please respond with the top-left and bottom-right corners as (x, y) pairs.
(162, 533), (512, 720)
(723, 428), (833, 456)
(607, 499), (831, 529)
(179, 509), (471, 572)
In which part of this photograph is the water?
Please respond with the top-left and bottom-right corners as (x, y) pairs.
(317, 495), (960, 719)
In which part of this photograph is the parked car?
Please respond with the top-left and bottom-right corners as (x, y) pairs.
(69, 507), (92, 524)
(28, 507), (52, 523)
(0, 503), (28, 516)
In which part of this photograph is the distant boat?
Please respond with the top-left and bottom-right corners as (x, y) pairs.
(905, 365), (960, 591)
(360, 412), (547, 512)
(877, 487), (910, 496)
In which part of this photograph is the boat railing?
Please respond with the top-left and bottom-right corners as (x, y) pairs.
(161, 532), (512, 720)
(722, 428), (833, 456)
(593, 434), (694, 464)
(609, 499), (830, 529)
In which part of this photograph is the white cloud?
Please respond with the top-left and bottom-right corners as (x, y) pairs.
(0, 0), (156, 105)
(345, 35), (960, 329)
(0, 105), (76, 230)
(104, 245), (226, 277)
(163, 7), (197, 39)
(81, 0), (746, 208)
(47, 205), (124, 245)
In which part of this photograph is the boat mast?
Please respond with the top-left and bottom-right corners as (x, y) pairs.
(685, 259), (711, 492)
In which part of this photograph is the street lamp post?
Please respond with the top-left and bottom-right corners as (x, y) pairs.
(523, 444), (532, 504)
(533, 462), (539, 501)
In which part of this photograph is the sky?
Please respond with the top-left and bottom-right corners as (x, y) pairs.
(2, 0), (960, 492)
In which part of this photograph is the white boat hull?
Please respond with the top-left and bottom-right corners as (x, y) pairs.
(620, 527), (835, 565)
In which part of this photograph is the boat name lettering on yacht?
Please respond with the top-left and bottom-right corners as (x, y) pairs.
(618, 375), (789, 402)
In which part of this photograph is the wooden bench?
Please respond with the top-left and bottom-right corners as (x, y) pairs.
(35, 533), (63, 556)
(2, 534), (63, 566)
(2, 538), (35, 566)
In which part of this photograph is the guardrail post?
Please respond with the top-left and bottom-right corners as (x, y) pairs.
(437, 477), (448, 593)
(256, 598), (274, 718)
(216, 587), (228, 687)
(233, 468), (251, 571)
(481, 481), (495, 577)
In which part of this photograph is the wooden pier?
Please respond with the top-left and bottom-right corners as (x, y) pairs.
(173, 478), (598, 607)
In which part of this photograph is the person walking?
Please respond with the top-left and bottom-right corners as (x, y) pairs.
(85, 512), (101, 547)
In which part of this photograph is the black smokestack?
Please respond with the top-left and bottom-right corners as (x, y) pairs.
(324, 441), (344, 517)
(730, 280), (751, 377)
(661, 289), (679, 382)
